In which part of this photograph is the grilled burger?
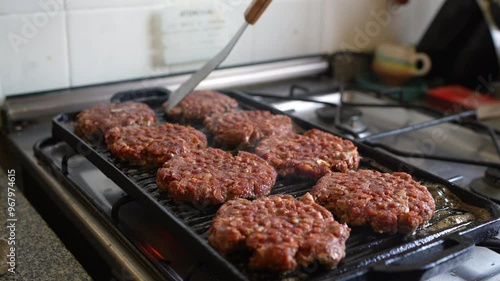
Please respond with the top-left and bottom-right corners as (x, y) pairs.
(311, 169), (435, 234)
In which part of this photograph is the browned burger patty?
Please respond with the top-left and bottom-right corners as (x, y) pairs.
(208, 193), (350, 272)
(163, 90), (238, 121)
(105, 123), (207, 167)
(255, 129), (360, 179)
(156, 148), (276, 205)
(311, 170), (436, 234)
(75, 102), (157, 141)
(204, 110), (293, 147)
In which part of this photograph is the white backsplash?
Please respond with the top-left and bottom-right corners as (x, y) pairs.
(0, 12), (70, 95)
(0, 0), (445, 97)
(67, 5), (168, 87)
(0, 0), (64, 14)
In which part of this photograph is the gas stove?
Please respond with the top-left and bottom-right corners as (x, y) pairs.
(253, 88), (500, 191)
(3, 55), (500, 281)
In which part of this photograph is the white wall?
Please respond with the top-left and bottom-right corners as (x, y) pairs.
(0, 0), (445, 98)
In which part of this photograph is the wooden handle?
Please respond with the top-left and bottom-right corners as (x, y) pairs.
(245, 0), (273, 25)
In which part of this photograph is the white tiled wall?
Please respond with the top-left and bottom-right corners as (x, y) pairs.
(0, 0), (64, 15)
(67, 5), (167, 87)
(0, 0), (445, 97)
(0, 12), (69, 95)
(65, 0), (167, 11)
(251, 0), (323, 62)
(322, 0), (446, 53)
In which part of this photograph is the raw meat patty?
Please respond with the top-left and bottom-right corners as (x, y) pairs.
(311, 170), (435, 234)
(255, 129), (360, 179)
(208, 193), (350, 271)
(163, 90), (238, 121)
(156, 148), (277, 205)
(204, 110), (293, 147)
(105, 123), (207, 166)
(75, 102), (157, 141)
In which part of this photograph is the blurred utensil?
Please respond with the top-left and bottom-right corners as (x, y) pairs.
(166, 0), (273, 111)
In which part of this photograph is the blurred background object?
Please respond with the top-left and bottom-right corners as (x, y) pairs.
(371, 42), (431, 86)
(418, 0), (499, 91)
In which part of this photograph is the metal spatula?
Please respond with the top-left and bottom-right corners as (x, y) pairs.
(166, 0), (273, 111)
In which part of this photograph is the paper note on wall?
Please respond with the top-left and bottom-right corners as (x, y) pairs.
(161, 3), (228, 65)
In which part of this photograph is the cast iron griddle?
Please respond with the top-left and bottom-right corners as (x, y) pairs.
(50, 88), (500, 281)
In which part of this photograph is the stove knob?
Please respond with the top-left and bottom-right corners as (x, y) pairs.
(485, 167), (500, 188)
(349, 116), (368, 134)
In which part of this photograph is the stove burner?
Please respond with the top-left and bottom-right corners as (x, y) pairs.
(316, 106), (362, 121)
(315, 106), (368, 134)
(470, 167), (500, 202)
(486, 168), (500, 186)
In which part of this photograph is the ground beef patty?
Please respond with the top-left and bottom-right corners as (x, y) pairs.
(163, 90), (238, 121)
(75, 102), (157, 141)
(156, 148), (277, 205)
(208, 193), (350, 272)
(204, 110), (293, 147)
(105, 123), (207, 167)
(311, 170), (435, 234)
(255, 129), (360, 179)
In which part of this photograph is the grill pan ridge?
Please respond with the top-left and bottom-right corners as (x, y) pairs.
(49, 89), (500, 281)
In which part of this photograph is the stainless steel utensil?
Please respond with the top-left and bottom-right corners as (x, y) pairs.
(166, 0), (273, 111)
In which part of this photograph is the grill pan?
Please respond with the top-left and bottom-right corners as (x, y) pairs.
(49, 88), (500, 281)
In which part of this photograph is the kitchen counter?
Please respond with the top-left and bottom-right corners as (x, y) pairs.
(0, 167), (91, 281)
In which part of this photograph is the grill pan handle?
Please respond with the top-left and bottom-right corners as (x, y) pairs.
(369, 235), (474, 281)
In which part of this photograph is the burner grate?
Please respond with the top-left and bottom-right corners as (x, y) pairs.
(248, 84), (500, 171)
